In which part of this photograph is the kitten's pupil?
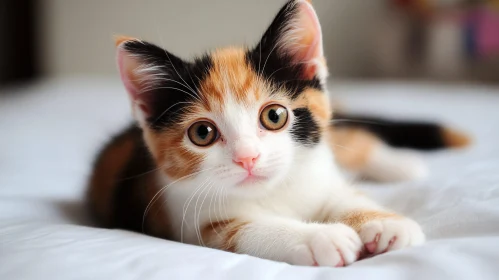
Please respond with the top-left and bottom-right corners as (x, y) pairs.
(268, 108), (283, 123)
(197, 125), (211, 139)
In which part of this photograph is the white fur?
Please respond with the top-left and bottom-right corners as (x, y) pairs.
(360, 143), (429, 182)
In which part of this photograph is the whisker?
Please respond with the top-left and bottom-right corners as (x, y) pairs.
(217, 185), (228, 228)
(266, 60), (311, 81)
(257, 41), (262, 75)
(192, 180), (210, 246)
(131, 75), (197, 97)
(261, 43), (279, 77)
(181, 176), (211, 243)
(142, 167), (215, 233)
(212, 183), (222, 230)
(141, 86), (198, 102)
(221, 187), (230, 222)
(196, 181), (214, 247)
(151, 101), (197, 126)
(118, 160), (170, 181)
(208, 182), (223, 240)
(163, 50), (199, 99)
(155, 32), (200, 98)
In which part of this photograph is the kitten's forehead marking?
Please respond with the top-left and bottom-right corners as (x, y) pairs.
(200, 47), (262, 112)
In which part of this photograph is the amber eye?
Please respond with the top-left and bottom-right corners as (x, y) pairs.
(187, 121), (219, 147)
(260, 104), (288, 131)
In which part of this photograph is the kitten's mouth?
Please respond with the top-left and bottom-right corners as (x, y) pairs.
(237, 174), (267, 186)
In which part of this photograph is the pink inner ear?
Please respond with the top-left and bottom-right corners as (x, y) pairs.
(116, 44), (153, 119)
(299, 2), (321, 59)
(291, 1), (323, 79)
(116, 45), (140, 101)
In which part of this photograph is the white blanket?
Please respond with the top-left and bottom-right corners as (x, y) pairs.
(1, 77), (499, 280)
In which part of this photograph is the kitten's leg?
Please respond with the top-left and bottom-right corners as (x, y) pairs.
(361, 143), (428, 182)
(202, 215), (363, 267)
(324, 189), (425, 256)
(329, 127), (428, 182)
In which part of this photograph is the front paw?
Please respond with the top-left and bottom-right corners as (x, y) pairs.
(288, 223), (362, 267)
(359, 218), (425, 256)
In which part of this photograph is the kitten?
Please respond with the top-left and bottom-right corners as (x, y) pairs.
(88, 0), (469, 267)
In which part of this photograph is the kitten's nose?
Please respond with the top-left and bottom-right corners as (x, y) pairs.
(233, 139), (260, 172)
(233, 155), (260, 172)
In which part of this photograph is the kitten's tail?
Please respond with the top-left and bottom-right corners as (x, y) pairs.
(332, 113), (471, 150)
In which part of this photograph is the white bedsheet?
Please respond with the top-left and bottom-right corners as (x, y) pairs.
(1, 77), (499, 280)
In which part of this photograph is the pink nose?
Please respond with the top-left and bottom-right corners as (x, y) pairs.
(233, 155), (260, 172)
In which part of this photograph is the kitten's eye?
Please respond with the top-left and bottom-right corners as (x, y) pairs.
(260, 104), (288, 131)
(187, 121), (219, 147)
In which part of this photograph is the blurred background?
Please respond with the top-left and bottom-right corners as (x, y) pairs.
(1, 0), (499, 87)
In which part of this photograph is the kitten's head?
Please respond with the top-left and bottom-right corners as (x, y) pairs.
(116, 0), (331, 196)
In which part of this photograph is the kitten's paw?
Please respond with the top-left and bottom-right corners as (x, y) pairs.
(288, 223), (362, 267)
(359, 218), (425, 255)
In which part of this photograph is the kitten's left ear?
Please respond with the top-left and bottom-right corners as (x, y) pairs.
(254, 0), (326, 81)
(114, 36), (188, 127)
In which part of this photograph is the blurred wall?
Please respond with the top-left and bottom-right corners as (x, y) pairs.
(38, 0), (386, 78)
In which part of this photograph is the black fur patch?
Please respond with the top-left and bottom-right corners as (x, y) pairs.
(333, 113), (447, 150)
(123, 40), (213, 131)
(291, 108), (321, 146)
(111, 125), (155, 232)
(245, 0), (322, 99)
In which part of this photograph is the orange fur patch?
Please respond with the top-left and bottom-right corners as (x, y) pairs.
(340, 210), (400, 232)
(292, 88), (331, 125)
(144, 128), (203, 180)
(441, 127), (471, 148)
(114, 35), (138, 47)
(202, 219), (249, 252)
(224, 221), (249, 252)
(202, 220), (232, 238)
(328, 126), (380, 170)
(200, 48), (262, 110)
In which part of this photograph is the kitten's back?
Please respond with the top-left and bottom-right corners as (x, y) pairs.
(87, 125), (139, 226)
(87, 125), (172, 238)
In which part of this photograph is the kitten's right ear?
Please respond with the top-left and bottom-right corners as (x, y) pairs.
(252, 0), (326, 83)
(115, 36), (184, 126)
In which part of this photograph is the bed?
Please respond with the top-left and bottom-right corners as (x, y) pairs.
(1, 77), (499, 280)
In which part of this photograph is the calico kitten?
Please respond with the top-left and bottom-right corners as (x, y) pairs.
(88, 0), (468, 266)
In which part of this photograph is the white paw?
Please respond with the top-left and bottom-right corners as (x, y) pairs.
(288, 223), (362, 267)
(359, 218), (425, 255)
